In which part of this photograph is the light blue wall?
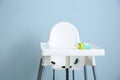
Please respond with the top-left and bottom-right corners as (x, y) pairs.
(0, 0), (120, 80)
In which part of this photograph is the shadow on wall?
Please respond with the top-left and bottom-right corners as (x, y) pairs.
(2, 35), (42, 80)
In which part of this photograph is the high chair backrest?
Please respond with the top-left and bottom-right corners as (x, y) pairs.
(48, 22), (80, 48)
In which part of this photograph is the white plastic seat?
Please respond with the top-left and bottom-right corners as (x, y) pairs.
(48, 22), (85, 70)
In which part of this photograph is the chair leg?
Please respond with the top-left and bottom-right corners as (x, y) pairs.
(72, 70), (74, 80)
(84, 65), (87, 80)
(37, 59), (44, 80)
(66, 69), (69, 80)
(53, 69), (55, 80)
(92, 65), (97, 80)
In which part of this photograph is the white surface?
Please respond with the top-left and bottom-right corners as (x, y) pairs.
(40, 43), (105, 56)
(48, 22), (80, 48)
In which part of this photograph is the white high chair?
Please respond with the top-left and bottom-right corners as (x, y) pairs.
(37, 22), (100, 80)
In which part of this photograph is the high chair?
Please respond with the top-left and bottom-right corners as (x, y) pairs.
(37, 22), (105, 80)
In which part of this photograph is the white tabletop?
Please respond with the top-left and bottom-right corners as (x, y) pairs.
(40, 43), (105, 56)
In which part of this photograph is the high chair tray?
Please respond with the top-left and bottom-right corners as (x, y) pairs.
(40, 43), (105, 56)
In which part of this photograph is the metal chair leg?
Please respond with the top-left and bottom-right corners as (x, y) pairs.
(66, 69), (69, 80)
(72, 70), (74, 80)
(92, 66), (97, 80)
(37, 59), (44, 80)
(53, 69), (55, 80)
(84, 65), (87, 80)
